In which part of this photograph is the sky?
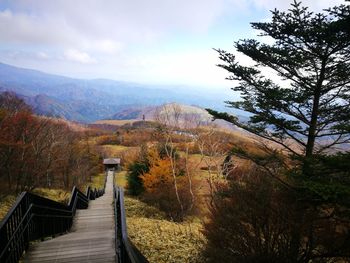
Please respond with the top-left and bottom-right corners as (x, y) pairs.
(0, 0), (346, 90)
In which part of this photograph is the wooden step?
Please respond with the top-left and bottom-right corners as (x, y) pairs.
(23, 172), (116, 263)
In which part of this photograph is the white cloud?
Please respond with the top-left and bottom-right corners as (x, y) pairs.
(37, 52), (49, 59)
(0, 8), (80, 46)
(2, 0), (343, 53)
(0, 0), (347, 87)
(0, 0), (227, 49)
(123, 49), (230, 87)
(0, 9), (11, 18)
(88, 40), (123, 54)
(63, 49), (96, 64)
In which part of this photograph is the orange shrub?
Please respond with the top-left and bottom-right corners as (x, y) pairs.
(141, 158), (173, 193)
(141, 150), (194, 221)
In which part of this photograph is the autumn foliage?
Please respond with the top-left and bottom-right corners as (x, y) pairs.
(126, 145), (196, 221)
(0, 92), (101, 194)
(142, 152), (194, 221)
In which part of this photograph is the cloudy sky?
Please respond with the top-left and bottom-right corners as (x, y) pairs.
(0, 0), (346, 89)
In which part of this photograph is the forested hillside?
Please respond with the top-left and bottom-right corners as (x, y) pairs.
(0, 92), (102, 195)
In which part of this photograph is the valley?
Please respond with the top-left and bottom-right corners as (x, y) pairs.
(0, 62), (241, 123)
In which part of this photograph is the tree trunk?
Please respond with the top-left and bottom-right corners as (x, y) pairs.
(303, 59), (326, 175)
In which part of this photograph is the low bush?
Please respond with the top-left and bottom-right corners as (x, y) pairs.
(202, 168), (350, 262)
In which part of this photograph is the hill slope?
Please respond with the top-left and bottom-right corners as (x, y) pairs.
(0, 62), (235, 123)
(100, 102), (241, 130)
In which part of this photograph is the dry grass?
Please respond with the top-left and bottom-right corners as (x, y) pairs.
(117, 146), (208, 262)
(94, 119), (138, 126)
(0, 195), (17, 221)
(115, 170), (128, 188)
(33, 188), (71, 203)
(100, 145), (139, 161)
(86, 173), (106, 190)
(0, 173), (106, 222)
(102, 144), (132, 153)
(125, 196), (206, 263)
(0, 189), (70, 222)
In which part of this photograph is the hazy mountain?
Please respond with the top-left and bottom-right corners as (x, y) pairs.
(111, 103), (210, 121)
(109, 102), (243, 131)
(0, 62), (241, 122)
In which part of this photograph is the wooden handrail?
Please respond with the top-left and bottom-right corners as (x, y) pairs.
(114, 186), (148, 263)
(0, 181), (106, 263)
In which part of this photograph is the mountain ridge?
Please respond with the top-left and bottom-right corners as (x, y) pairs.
(0, 62), (240, 123)
(103, 102), (242, 131)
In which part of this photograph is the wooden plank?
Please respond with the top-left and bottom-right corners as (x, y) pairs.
(23, 172), (116, 263)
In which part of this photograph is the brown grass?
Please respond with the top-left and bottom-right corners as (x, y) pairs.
(115, 170), (128, 188)
(0, 195), (17, 221)
(0, 173), (106, 222)
(94, 119), (138, 126)
(125, 196), (206, 263)
(85, 173), (106, 190)
(101, 145), (135, 154)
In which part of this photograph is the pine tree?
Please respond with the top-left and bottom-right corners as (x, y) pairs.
(208, 1), (350, 176)
(203, 4), (350, 259)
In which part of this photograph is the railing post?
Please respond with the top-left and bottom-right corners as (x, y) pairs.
(0, 225), (9, 262)
(114, 187), (149, 263)
(21, 199), (29, 250)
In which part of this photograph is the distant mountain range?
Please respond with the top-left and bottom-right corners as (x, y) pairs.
(0, 62), (243, 123)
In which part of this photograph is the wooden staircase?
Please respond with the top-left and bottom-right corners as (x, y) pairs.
(23, 172), (115, 263)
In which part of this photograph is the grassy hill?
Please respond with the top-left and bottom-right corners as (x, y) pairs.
(97, 102), (243, 132)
